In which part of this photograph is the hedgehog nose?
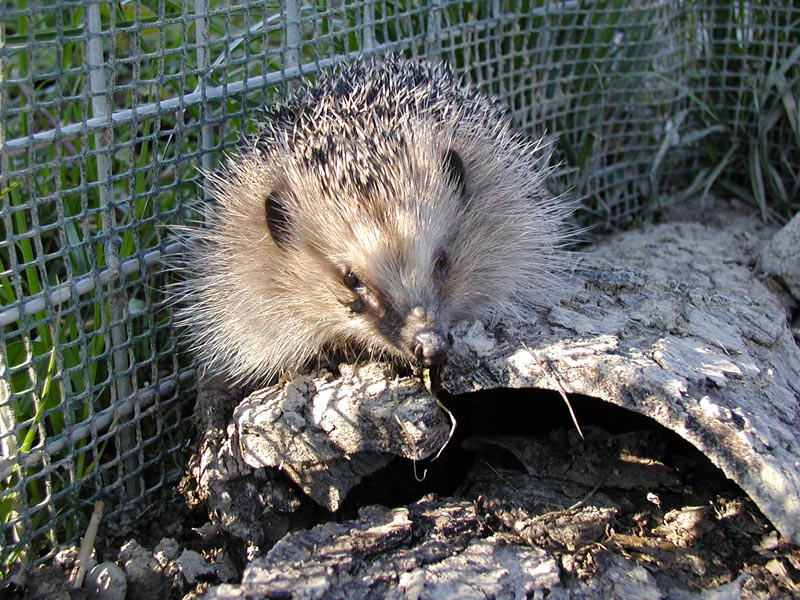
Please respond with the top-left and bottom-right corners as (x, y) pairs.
(412, 328), (450, 367)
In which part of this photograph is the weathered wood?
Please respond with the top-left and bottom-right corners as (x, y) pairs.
(760, 210), (800, 302)
(442, 221), (800, 544)
(189, 364), (451, 547)
(204, 493), (782, 600)
(235, 363), (450, 511)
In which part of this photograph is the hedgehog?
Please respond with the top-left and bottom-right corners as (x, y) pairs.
(171, 55), (577, 385)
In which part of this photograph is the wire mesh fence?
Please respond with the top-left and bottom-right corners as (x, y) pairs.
(1, 0), (797, 571)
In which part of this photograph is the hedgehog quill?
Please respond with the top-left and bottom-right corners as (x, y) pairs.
(171, 56), (578, 385)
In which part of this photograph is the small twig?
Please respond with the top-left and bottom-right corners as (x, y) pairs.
(412, 457), (427, 482)
(430, 396), (457, 461)
(69, 500), (104, 589)
(566, 478), (604, 512)
(422, 367), (457, 461)
(522, 341), (584, 440)
(394, 412), (428, 482)
(481, 460), (519, 491)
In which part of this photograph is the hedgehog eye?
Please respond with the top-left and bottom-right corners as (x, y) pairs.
(433, 251), (448, 278)
(442, 149), (467, 198)
(343, 269), (362, 290)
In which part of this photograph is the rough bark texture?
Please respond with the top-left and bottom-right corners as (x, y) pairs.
(186, 363), (451, 550)
(234, 363), (451, 511)
(443, 220), (800, 545)
(204, 493), (792, 600)
(760, 210), (800, 302)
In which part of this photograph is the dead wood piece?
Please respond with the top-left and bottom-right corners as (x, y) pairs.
(187, 376), (303, 545)
(204, 498), (566, 600)
(202, 496), (783, 600)
(760, 210), (800, 301)
(234, 363), (450, 511)
(240, 499), (484, 598)
(189, 363), (451, 539)
(443, 222), (800, 544)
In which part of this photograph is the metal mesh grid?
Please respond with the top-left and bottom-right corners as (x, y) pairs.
(1, 0), (798, 570)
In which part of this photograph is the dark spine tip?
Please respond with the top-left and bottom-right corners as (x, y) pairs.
(265, 185), (292, 248)
(443, 148), (467, 198)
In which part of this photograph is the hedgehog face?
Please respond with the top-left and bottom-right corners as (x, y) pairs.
(265, 145), (470, 367)
(334, 147), (467, 366)
(333, 238), (454, 367)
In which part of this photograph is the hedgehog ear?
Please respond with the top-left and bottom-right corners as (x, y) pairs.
(442, 149), (467, 198)
(264, 184), (293, 249)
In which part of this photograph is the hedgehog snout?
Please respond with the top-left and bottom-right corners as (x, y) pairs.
(412, 328), (450, 366)
(405, 306), (451, 366)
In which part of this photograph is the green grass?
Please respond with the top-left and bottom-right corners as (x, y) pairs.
(0, 0), (202, 569)
(0, 0), (325, 570)
(1, 0), (799, 572)
(662, 3), (800, 222)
